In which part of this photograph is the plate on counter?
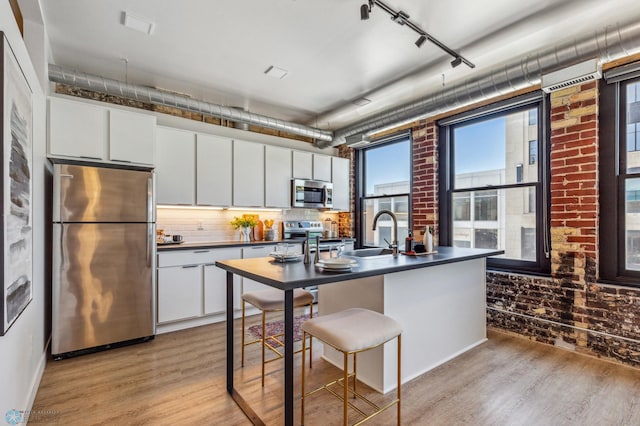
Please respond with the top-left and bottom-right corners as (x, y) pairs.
(269, 252), (303, 263)
(316, 258), (357, 271)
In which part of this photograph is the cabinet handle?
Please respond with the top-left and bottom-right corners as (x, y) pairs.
(182, 265), (199, 269)
(79, 155), (102, 160)
(194, 250), (210, 253)
(112, 159), (132, 163)
(204, 263), (216, 266)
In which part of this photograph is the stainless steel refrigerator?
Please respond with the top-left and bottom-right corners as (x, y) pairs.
(52, 163), (155, 359)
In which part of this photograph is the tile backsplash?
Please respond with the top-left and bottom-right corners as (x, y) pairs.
(157, 207), (340, 242)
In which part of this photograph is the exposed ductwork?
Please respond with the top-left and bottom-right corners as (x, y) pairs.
(47, 64), (334, 143)
(321, 18), (640, 148)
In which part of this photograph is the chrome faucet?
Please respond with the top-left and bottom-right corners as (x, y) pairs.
(372, 209), (399, 257)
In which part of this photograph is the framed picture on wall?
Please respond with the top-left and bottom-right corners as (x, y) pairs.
(0, 31), (33, 335)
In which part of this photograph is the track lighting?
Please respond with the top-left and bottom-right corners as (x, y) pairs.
(360, 0), (475, 69)
(360, 4), (370, 20)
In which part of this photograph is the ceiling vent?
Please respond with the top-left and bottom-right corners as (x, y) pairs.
(541, 58), (601, 93)
(345, 133), (371, 148)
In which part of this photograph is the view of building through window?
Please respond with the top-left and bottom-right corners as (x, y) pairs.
(360, 139), (411, 247)
(626, 81), (640, 269)
(451, 108), (539, 261)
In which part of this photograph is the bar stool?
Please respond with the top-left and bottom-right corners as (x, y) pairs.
(241, 288), (314, 386)
(301, 308), (402, 425)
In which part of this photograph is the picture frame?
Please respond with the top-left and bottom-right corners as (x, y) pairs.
(0, 31), (33, 335)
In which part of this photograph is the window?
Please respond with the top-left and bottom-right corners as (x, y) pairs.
(600, 71), (640, 286)
(529, 140), (538, 164)
(439, 93), (549, 273)
(356, 136), (411, 248)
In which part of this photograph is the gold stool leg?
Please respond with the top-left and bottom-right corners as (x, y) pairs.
(353, 353), (357, 399)
(343, 351), (349, 426)
(241, 300), (246, 367)
(261, 310), (266, 387)
(397, 334), (402, 425)
(301, 330), (307, 426)
(309, 304), (313, 369)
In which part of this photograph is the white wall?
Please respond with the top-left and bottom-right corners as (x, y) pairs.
(0, 1), (48, 418)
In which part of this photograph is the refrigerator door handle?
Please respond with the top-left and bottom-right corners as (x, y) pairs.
(147, 177), (153, 223)
(147, 222), (153, 268)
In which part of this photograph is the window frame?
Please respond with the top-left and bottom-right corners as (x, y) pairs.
(354, 134), (412, 249)
(600, 74), (640, 287)
(438, 92), (551, 274)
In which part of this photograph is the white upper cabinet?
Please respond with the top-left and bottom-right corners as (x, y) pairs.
(292, 150), (313, 179)
(332, 157), (351, 211)
(196, 134), (232, 206)
(265, 145), (292, 208)
(48, 97), (106, 160)
(233, 140), (265, 207)
(313, 154), (332, 182)
(109, 109), (156, 165)
(156, 127), (196, 205)
(48, 97), (156, 166)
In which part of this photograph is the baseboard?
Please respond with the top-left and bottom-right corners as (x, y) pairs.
(24, 336), (50, 417)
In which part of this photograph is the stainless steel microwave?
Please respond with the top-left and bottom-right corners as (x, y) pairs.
(292, 179), (333, 209)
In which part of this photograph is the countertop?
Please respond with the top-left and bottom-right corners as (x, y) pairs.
(157, 238), (355, 251)
(215, 246), (503, 290)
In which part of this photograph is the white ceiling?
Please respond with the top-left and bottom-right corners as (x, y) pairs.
(39, 0), (640, 132)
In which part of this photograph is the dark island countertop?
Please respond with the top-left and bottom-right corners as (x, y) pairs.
(215, 246), (503, 291)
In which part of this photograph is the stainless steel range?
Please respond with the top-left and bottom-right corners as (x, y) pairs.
(282, 220), (346, 252)
(282, 220), (348, 303)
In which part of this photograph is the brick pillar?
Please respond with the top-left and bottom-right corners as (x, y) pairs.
(549, 81), (599, 283)
(549, 81), (599, 348)
(411, 121), (438, 240)
(337, 145), (356, 238)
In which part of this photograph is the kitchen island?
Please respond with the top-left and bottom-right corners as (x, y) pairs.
(216, 246), (502, 426)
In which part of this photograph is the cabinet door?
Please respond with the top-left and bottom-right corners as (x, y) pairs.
(157, 265), (202, 323)
(109, 109), (156, 165)
(292, 151), (313, 179)
(156, 127), (196, 205)
(48, 97), (106, 160)
(242, 245), (274, 293)
(265, 145), (292, 208)
(204, 247), (242, 314)
(233, 140), (264, 207)
(313, 154), (332, 182)
(196, 134), (232, 206)
(332, 157), (351, 211)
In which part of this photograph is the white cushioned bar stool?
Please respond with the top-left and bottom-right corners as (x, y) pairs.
(241, 288), (314, 386)
(301, 308), (402, 425)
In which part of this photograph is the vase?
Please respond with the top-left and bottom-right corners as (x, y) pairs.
(240, 226), (252, 242)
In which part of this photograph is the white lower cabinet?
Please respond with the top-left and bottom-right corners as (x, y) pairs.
(241, 245), (273, 294)
(157, 247), (242, 326)
(157, 265), (202, 323)
(204, 247), (242, 314)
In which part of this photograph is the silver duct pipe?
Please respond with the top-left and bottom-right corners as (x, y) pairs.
(48, 64), (334, 143)
(324, 18), (640, 148)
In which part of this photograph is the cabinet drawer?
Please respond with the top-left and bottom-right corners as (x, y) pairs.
(158, 249), (217, 267)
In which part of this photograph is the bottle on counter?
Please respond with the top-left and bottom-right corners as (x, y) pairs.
(423, 226), (433, 253)
(405, 232), (413, 253)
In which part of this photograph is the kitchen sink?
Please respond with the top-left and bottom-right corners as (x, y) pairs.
(341, 248), (395, 259)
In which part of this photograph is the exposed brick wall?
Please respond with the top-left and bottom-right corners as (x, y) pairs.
(486, 83), (640, 368)
(411, 121), (438, 241)
(337, 144), (355, 238)
(412, 81), (640, 369)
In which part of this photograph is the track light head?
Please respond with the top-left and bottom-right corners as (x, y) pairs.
(360, 4), (370, 20)
(415, 35), (426, 48)
(450, 57), (463, 68)
(391, 10), (410, 25)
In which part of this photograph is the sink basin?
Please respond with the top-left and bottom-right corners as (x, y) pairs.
(341, 248), (395, 259)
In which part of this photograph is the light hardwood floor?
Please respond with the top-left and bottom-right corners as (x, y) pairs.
(31, 315), (640, 425)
